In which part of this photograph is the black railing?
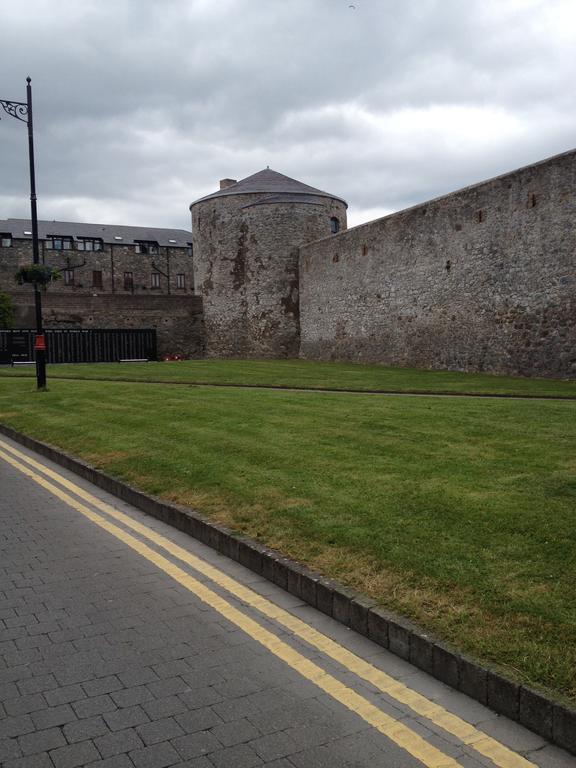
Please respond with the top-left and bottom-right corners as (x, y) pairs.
(0, 328), (157, 364)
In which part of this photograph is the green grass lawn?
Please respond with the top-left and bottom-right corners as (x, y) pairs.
(1, 358), (576, 397)
(0, 376), (575, 704)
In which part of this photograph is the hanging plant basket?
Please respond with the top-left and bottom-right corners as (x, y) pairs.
(15, 264), (61, 287)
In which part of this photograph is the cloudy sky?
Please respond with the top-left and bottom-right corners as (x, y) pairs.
(1, 0), (575, 230)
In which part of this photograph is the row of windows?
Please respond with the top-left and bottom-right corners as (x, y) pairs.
(0, 234), (192, 256)
(46, 237), (104, 251)
(61, 269), (187, 290)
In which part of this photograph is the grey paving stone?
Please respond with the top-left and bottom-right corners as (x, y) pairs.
(85, 756), (135, 768)
(111, 686), (155, 709)
(104, 705), (150, 732)
(2, 752), (54, 768)
(118, 667), (159, 688)
(143, 695), (188, 720)
(0, 714), (35, 739)
(0, 681), (19, 702)
(95, 728), (145, 758)
(16, 674), (58, 695)
(210, 718), (260, 747)
(181, 669), (225, 691)
(32, 703), (77, 729)
(136, 716), (185, 745)
(151, 660), (191, 680)
(175, 707), (222, 734)
(214, 677), (264, 699)
(0, 736), (23, 762)
(46, 684), (87, 707)
(287, 743), (357, 768)
(211, 696), (262, 723)
(178, 686), (223, 711)
(172, 731), (222, 760)
(249, 731), (301, 762)
(4, 692), (47, 716)
(147, 676), (190, 699)
(72, 694), (117, 719)
(208, 743), (263, 768)
(129, 741), (181, 768)
(83, 676), (124, 698)
(63, 715), (110, 743)
(18, 725), (67, 755)
(50, 739), (101, 768)
(246, 689), (298, 713)
(171, 758), (212, 768)
(247, 701), (326, 735)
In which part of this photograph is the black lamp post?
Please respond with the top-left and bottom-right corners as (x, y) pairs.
(0, 77), (47, 390)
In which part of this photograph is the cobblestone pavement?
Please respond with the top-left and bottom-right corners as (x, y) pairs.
(0, 434), (573, 768)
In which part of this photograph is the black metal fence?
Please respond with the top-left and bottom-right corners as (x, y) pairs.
(0, 329), (157, 364)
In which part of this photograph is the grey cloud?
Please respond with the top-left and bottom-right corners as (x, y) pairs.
(1, 0), (575, 230)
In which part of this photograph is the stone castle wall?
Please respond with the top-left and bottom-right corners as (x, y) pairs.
(10, 291), (205, 359)
(192, 193), (346, 358)
(299, 149), (576, 378)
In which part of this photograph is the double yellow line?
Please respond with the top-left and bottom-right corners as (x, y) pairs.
(0, 438), (534, 768)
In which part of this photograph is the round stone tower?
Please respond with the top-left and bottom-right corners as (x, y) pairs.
(190, 168), (347, 358)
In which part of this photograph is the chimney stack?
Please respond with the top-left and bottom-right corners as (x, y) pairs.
(220, 178), (237, 190)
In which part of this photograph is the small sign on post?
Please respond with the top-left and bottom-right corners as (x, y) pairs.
(34, 334), (46, 351)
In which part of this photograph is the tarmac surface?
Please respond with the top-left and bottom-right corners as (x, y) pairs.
(0, 433), (574, 768)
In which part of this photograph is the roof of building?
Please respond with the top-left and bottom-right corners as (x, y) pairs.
(191, 168), (348, 207)
(0, 219), (192, 247)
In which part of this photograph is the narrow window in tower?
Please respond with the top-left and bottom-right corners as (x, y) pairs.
(330, 217), (340, 234)
(527, 192), (537, 208)
(477, 210), (485, 223)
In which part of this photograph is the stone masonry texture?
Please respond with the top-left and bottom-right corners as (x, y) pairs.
(299, 149), (576, 378)
(192, 192), (347, 358)
(0, 237), (201, 358)
(0, 240), (194, 298)
(9, 292), (205, 359)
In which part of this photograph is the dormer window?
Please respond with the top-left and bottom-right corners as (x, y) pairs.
(330, 217), (340, 234)
(187, 243), (193, 257)
(134, 240), (159, 255)
(0, 233), (12, 247)
(46, 236), (73, 251)
(77, 237), (103, 252)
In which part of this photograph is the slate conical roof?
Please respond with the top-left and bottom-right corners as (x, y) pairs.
(192, 168), (347, 207)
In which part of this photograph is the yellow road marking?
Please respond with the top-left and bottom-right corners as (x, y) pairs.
(0, 438), (535, 768)
(0, 446), (462, 768)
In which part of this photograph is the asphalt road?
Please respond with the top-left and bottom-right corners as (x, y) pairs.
(0, 434), (573, 768)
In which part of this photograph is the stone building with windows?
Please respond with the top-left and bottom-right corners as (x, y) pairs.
(0, 219), (203, 358)
(0, 219), (194, 295)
